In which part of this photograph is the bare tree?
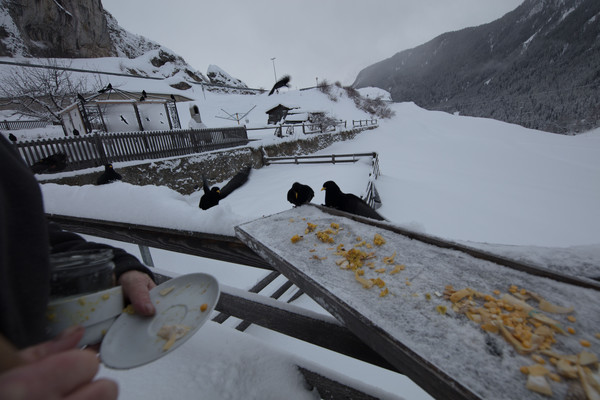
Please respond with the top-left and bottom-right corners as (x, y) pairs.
(0, 60), (103, 123)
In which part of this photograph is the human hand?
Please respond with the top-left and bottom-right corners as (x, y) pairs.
(118, 270), (157, 316)
(0, 326), (118, 399)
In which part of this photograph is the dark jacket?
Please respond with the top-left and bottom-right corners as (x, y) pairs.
(0, 135), (154, 348)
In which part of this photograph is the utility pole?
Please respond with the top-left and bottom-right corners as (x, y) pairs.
(271, 57), (277, 82)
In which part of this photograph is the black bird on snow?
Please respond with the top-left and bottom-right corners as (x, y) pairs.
(321, 180), (385, 221)
(8, 133), (17, 142)
(199, 166), (252, 210)
(268, 75), (291, 96)
(287, 182), (314, 207)
(96, 164), (122, 185)
(31, 152), (68, 174)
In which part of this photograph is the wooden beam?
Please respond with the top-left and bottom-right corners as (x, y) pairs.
(46, 214), (271, 270)
(215, 288), (396, 373)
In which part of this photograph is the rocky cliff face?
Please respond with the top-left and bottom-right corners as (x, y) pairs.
(1, 0), (116, 58)
(353, 0), (600, 133)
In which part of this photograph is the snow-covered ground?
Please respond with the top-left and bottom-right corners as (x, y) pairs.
(3, 81), (600, 399)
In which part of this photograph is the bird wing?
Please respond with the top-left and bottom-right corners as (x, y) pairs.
(218, 166), (251, 199)
(202, 175), (211, 194)
(345, 194), (385, 221)
(268, 75), (291, 96)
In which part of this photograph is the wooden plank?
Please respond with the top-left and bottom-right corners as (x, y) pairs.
(298, 367), (382, 400)
(235, 205), (600, 400)
(212, 270), (280, 324)
(234, 279), (294, 331)
(313, 206), (600, 289)
(46, 214), (271, 270)
(215, 287), (396, 372)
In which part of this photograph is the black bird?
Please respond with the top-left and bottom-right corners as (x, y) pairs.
(268, 75), (291, 96)
(31, 152), (68, 174)
(199, 166), (252, 210)
(120, 115), (129, 124)
(8, 133), (17, 142)
(287, 182), (314, 207)
(98, 83), (112, 94)
(96, 164), (122, 185)
(77, 93), (86, 103)
(142, 90), (147, 98)
(72, 128), (80, 136)
(170, 94), (176, 102)
(321, 181), (385, 221)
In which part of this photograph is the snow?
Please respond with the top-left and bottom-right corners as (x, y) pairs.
(4, 80), (600, 399)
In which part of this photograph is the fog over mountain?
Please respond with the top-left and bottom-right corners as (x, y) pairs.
(353, 0), (600, 134)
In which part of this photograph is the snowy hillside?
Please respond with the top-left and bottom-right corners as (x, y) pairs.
(4, 80), (600, 399)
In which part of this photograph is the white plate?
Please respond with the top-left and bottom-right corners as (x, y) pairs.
(100, 273), (220, 369)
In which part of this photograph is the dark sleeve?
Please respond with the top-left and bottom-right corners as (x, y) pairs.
(47, 221), (156, 283)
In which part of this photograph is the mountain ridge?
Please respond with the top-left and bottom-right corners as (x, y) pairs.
(353, 0), (600, 134)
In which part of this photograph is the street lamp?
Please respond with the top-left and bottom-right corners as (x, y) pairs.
(271, 57), (277, 82)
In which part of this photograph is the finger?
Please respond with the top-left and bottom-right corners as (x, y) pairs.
(119, 271), (156, 316)
(3, 349), (100, 399)
(19, 325), (85, 363)
(65, 378), (118, 400)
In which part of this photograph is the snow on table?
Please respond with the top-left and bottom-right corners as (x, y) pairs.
(236, 205), (600, 400)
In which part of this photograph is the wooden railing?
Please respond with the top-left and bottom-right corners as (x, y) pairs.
(15, 126), (249, 172)
(352, 119), (378, 128)
(262, 151), (382, 209)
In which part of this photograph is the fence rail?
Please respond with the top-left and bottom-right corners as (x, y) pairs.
(263, 152), (382, 209)
(14, 126), (249, 172)
(1, 120), (52, 130)
(352, 119), (378, 128)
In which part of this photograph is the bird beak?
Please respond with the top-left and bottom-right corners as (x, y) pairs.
(295, 193), (298, 199)
(217, 190), (220, 194)
(321, 187), (325, 191)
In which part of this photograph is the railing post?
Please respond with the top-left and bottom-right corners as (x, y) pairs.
(92, 133), (108, 166)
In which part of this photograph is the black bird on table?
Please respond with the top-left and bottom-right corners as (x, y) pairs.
(199, 166), (252, 210)
(8, 133), (17, 142)
(96, 163), (122, 185)
(321, 180), (385, 221)
(268, 75), (291, 96)
(287, 182), (314, 207)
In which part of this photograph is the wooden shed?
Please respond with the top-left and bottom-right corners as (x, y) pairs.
(265, 104), (293, 125)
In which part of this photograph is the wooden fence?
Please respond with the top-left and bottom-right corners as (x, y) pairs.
(352, 119), (378, 128)
(263, 152), (382, 209)
(14, 126), (249, 172)
(1, 120), (52, 130)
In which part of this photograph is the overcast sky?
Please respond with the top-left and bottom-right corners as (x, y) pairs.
(101, 0), (523, 90)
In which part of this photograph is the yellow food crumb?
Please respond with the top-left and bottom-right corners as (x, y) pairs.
(305, 222), (317, 234)
(78, 298), (86, 306)
(379, 288), (389, 297)
(356, 236), (362, 242)
(436, 305), (447, 315)
(425, 293), (431, 300)
(290, 234), (303, 244)
(159, 286), (175, 296)
(580, 340), (591, 347)
(595, 333), (600, 339)
(567, 315), (576, 323)
(330, 222), (339, 230)
(390, 264), (405, 274)
(316, 231), (335, 243)
(289, 218), (295, 223)
(371, 278), (386, 288)
(374, 268), (386, 274)
(200, 303), (208, 312)
(101, 293), (110, 301)
(567, 327), (575, 335)
(123, 304), (135, 314)
(373, 233), (386, 246)
(520, 366), (529, 374)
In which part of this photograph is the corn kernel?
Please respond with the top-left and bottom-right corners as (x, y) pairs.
(567, 315), (576, 323)
(567, 327), (576, 335)
(580, 340), (591, 347)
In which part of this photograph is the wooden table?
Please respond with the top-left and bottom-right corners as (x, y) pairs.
(235, 205), (600, 400)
